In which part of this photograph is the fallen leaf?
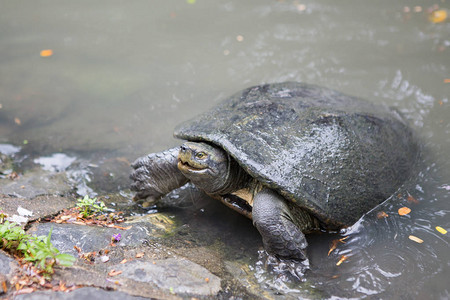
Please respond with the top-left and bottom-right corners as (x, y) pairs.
(120, 259), (128, 264)
(429, 9), (447, 23)
(398, 207), (411, 216)
(14, 117), (21, 125)
(377, 211), (389, 219)
(336, 255), (348, 266)
(135, 252), (145, 258)
(409, 235), (424, 243)
(445, 79), (450, 83)
(40, 49), (53, 57)
(108, 270), (122, 277)
(436, 226), (447, 235)
(236, 35), (244, 42)
(1, 279), (7, 293)
(205, 277), (210, 283)
(73, 246), (81, 253)
(407, 194), (419, 204)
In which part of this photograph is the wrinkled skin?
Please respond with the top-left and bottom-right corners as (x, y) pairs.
(130, 82), (419, 262)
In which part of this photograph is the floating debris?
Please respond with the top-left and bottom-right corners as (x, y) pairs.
(398, 207), (411, 216)
(429, 10), (447, 23)
(377, 211), (389, 219)
(436, 226), (447, 235)
(336, 255), (348, 266)
(40, 49), (53, 57)
(408, 235), (424, 244)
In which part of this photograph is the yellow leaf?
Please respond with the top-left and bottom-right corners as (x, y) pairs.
(429, 10), (447, 23)
(436, 226), (447, 235)
(40, 49), (53, 57)
(398, 207), (411, 216)
(408, 235), (423, 243)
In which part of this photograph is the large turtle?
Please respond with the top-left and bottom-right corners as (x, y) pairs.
(130, 82), (418, 261)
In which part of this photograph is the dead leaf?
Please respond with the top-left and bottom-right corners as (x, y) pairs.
(445, 79), (450, 83)
(408, 235), (423, 243)
(40, 49), (53, 57)
(135, 252), (145, 258)
(407, 194), (419, 204)
(429, 9), (447, 23)
(14, 117), (21, 125)
(336, 255), (348, 266)
(436, 226), (447, 235)
(120, 259), (128, 264)
(108, 270), (122, 277)
(377, 211), (389, 219)
(1, 279), (7, 293)
(398, 207), (411, 216)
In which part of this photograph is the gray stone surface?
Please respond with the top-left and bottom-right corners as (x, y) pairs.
(0, 251), (13, 275)
(28, 223), (124, 256)
(0, 195), (75, 223)
(0, 167), (72, 199)
(116, 259), (221, 296)
(15, 287), (151, 300)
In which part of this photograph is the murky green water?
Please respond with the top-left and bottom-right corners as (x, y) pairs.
(1, 0), (449, 298)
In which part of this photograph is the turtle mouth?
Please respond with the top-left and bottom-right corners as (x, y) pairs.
(177, 158), (208, 173)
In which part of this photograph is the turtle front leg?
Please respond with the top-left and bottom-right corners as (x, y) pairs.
(252, 189), (308, 261)
(130, 146), (189, 202)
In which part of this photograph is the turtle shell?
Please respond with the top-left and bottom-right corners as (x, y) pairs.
(174, 82), (418, 227)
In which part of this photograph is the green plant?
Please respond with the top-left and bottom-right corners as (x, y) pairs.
(0, 221), (75, 278)
(0, 209), (7, 223)
(76, 195), (107, 218)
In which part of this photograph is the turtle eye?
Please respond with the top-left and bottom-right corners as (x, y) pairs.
(195, 152), (207, 160)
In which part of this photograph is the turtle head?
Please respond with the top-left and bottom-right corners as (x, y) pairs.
(177, 142), (233, 194)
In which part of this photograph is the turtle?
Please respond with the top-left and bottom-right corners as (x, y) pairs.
(130, 82), (418, 261)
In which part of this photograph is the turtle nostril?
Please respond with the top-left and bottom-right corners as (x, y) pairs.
(180, 145), (186, 152)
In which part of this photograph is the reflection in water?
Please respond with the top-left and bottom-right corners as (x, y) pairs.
(33, 153), (76, 172)
(0, 0), (449, 298)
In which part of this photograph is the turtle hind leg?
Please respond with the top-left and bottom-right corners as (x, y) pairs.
(252, 188), (308, 261)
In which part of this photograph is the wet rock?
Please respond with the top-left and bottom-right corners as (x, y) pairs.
(14, 287), (150, 300)
(0, 195), (75, 224)
(115, 258), (221, 296)
(0, 167), (72, 199)
(28, 223), (125, 256)
(0, 251), (14, 276)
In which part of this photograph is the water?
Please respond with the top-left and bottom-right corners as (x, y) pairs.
(1, 0), (449, 298)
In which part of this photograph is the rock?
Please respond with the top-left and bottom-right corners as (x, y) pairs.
(14, 286), (151, 300)
(28, 223), (123, 256)
(0, 167), (72, 199)
(0, 195), (75, 224)
(0, 251), (13, 276)
(115, 259), (221, 296)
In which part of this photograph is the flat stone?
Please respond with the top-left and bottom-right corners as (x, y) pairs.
(0, 167), (72, 199)
(0, 195), (75, 224)
(116, 258), (221, 296)
(14, 286), (150, 300)
(28, 223), (122, 256)
(0, 251), (13, 276)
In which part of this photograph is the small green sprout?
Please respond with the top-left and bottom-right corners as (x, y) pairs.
(0, 209), (7, 223)
(76, 195), (107, 218)
(0, 221), (75, 278)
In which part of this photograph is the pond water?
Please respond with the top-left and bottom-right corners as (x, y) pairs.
(1, 0), (449, 298)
